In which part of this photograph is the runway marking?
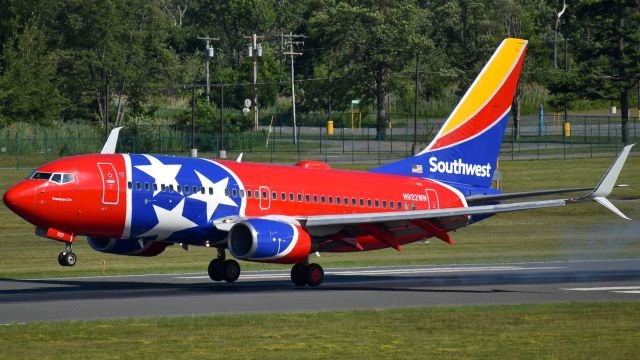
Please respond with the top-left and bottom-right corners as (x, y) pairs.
(614, 290), (640, 294)
(174, 266), (565, 280)
(563, 286), (640, 291)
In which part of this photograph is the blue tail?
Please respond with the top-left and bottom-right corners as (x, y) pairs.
(370, 38), (528, 190)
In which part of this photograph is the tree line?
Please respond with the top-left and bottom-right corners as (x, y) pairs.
(0, 0), (638, 142)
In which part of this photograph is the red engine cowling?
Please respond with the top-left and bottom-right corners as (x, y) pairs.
(228, 218), (312, 264)
(87, 237), (168, 257)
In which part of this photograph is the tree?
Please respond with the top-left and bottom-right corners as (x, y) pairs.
(0, 21), (66, 125)
(571, 0), (640, 144)
(310, 0), (430, 139)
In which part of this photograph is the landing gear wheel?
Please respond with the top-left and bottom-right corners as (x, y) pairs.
(64, 252), (77, 267)
(291, 263), (307, 286)
(304, 263), (324, 287)
(222, 260), (240, 283)
(208, 259), (224, 281)
(58, 252), (67, 266)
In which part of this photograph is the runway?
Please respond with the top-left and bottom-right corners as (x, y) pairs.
(1, 258), (639, 323)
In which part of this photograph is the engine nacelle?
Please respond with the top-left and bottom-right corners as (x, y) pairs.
(87, 237), (168, 257)
(228, 218), (312, 264)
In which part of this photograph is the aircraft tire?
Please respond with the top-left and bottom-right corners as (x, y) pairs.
(290, 263), (307, 286)
(58, 252), (68, 266)
(208, 259), (224, 281)
(64, 252), (77, 267)
(305, 263), (324, 287)
(222, 260), (240, 283)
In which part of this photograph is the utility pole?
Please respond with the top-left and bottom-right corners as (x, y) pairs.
(104, 73), (110, 137)
(219, 84), (226, 158)
(284, 32), (304, 144)
(412, 52), (421, 156)
(191, 83), (197, 157)
(244, 33), (264, 130)
(197, 36), (219, 104)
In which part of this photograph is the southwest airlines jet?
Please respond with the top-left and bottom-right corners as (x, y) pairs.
(3, 39), (634, 287)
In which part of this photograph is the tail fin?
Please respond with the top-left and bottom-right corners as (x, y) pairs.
(371, 38), (528, 188)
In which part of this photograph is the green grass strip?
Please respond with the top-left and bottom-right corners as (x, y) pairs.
(1, 302), (639, 359)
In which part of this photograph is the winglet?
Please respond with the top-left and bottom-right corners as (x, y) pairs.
(590, 144), (634, 197)
(101, 127), (123, 154)
(587, 144), (634, 220)
(236, 153), (243, 163)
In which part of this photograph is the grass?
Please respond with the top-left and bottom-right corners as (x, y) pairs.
(0, 302), (639, 359)
(0, 156), (639, 279)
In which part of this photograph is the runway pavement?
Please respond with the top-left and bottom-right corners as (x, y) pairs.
(1, 258), (639, 324)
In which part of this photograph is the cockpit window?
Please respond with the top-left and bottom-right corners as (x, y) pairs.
(31, 172), (52, 180)
(30, 171), (75, 184)
(62, 173), (75, 183)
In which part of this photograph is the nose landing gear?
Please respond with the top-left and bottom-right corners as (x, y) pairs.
(58, 243), (77, 267)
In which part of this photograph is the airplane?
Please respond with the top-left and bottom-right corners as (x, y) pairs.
(3, 38), (634, 287)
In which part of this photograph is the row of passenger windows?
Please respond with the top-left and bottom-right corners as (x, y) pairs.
(127, 181), (416, 211)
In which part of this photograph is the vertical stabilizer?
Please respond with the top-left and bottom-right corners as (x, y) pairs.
(371, 38), (528, 189)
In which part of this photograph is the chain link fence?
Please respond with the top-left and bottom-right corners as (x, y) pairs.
(0, 113), (637, 169)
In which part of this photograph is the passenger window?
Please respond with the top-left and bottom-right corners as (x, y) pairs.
(398, 201), (402, 209)
(209, 187), (214, 195)
(289, 193), (294, 201)
(240, 190), (245, 198)
(305, 194), (311, 202)
(62, 174), (75, 183)
(193, 186), (198, 193)
(359, 198), (364, 207)
(169, 184), (174, 192)
(281, 192), (286, 201)
(352, 198), (356, 206)
(232, 189), (238, 197)
(51, 173), (62, 184)
(390, 201), (394, 209)
(247, 190), (252, 198)
(404, 202), (409, 210)
(153, 183), (158, 191)
(321, 196), (326, 204)
(161, 184), (166, 192)
(136, 182), (141, 190)
(225, 188), (230, 196)
(254, 190), (259, 198)
(177, 185), (182, 193)
(412, 203), (416, 211)
(144, 182), (150, 191)
(367, 199), (372, 207)
(185, 186), (191, 194)
(375, 200), (379, 208)
(262, 191), (268, 199)
(297, 194), (302, 202)
(272, 192), (277, 200)
(313, 195), (318, 203)
(382, 200), (386, 208)
(336, 197), (341, 205)
(128, 181), (133, 189)
(200, 186), (204, 194)
(344, 197), (349, 206)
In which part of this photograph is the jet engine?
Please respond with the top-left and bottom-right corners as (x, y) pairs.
(87, 237), (168, 256)
(228, 218), (312, 264)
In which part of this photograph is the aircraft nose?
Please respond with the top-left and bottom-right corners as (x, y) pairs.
(3, 181), (36, 217)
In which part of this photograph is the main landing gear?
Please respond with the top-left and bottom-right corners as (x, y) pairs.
(290, 262), (324, 287)
(57, 243), (77, 267)
(208, 248), (240, 283)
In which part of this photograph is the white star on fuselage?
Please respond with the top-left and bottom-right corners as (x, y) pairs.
(137, 199), (197, 241)
(188, 170), (237, 221)
(134, 155), (181, 196)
